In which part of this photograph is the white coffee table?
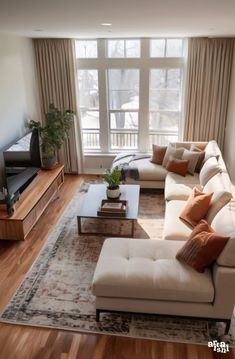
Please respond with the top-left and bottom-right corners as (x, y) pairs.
(77, 184), (140, 237)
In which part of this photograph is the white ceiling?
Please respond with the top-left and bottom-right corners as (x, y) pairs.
(0, 0), (235, 38)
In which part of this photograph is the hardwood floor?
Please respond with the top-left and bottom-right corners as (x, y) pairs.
(0, 174), (234, 359)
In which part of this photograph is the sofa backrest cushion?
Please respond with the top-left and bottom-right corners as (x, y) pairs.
(211, 205), (235, 267)
(199, 157), (221, 187)
(205, 191), (232, 224)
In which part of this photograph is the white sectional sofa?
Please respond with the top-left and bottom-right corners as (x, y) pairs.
(92, 141), (235, 332)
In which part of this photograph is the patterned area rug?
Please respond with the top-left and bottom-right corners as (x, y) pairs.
(0, 182), (234, 346)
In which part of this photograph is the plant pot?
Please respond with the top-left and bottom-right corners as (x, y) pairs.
(41, 156), (57, 170)
(106, 186), (121, 199)
(6, 199), (15, 216)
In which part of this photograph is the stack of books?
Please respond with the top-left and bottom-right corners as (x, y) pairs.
(97, 200), (127, 217)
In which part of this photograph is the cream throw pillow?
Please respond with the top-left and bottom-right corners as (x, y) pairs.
(199, 157), (221, 187)
(162, 146), (184, 168)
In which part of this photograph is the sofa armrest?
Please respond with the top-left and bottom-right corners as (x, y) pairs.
(212, 264), (235, 318)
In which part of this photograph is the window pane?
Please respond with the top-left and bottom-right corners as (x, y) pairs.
(80, 110), (99, 129)
(166, 39), (183, 57)
(150, 69), (181, 111)
(107, 40), (124, 57)
(75, 40), (97, 58)
(108, 69), (139, 110)
(77, 70), (99, 109)
(150, 90), (180, 111)
(150, 69), (181, 90)
(77, 69), (100, 149)
(107, 39), (140, 58)
(110, 112), (138, 129)
(150, 39), (165, 57)
(150, 39), (183, 57)
(149, 111), (179, 131)
(126, 40), (140, 57)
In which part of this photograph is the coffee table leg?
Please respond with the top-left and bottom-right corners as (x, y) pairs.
(77, 217), (82, 235)
(131, 219), (135, 237)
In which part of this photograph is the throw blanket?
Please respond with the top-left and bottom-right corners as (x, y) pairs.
(112, 153), (151, 181)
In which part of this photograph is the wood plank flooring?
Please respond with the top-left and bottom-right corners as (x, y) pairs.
(0, 174), (234, 359)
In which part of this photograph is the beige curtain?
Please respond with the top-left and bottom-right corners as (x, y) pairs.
(33, 38), (84, 173)
(184, 38), (234, 150)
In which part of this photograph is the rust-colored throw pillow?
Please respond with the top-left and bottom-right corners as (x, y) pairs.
(179, 187), (213, 227)
(151, 144), (167, 165)
(176, 220), (229, 272)
(166, 157), (189, 176)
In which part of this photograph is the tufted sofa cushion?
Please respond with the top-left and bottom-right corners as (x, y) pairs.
(92, 238), (214, 303)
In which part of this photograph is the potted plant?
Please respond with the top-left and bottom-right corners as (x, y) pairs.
(28, 103), (74, 169)
(103, 168), (121, 199)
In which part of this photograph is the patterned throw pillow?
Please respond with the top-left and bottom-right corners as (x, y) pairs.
(190, 144), (205, 172)
(176, 220), (229, 272)
(182, 149), (202, 175)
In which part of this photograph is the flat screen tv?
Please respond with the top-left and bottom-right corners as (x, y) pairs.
(3, 129), (41, 196)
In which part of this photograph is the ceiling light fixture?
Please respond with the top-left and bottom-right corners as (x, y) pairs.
(101, 23), (112, 26)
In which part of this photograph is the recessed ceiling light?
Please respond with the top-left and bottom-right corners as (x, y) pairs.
(101, 23), (112, 26)
(34, 29), (43, 32)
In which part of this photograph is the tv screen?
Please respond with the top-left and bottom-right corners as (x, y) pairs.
(3, 129), (41, 195)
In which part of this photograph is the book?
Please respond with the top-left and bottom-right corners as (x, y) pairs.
(102, 202), (123, 210)
(97, 199), (128, 217)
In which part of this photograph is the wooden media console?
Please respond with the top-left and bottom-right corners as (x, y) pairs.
(0, 164), (64, 240)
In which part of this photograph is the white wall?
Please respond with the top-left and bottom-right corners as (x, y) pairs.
(84, 154), (115, 174)
(0, 33), (40, 186)
(224, 46), (235, 184)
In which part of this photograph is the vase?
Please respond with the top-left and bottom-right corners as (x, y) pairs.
(41, 155), (57, 170)
(106, 186), (121, 199)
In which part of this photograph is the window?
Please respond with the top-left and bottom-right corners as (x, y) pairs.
(107, 39), (140, 58)
(75, 38), (185, 153)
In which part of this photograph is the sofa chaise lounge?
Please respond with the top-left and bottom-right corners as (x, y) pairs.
(92, 141), (235, 332)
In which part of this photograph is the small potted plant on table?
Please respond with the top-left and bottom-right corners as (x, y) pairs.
(103, 168), (121, 199)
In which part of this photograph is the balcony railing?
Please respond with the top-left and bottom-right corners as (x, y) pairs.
(82, 129), (178, 150)
(110, 129), (138, 149)
(82, 129), (100, 149)
(149, 130), (178, 148)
